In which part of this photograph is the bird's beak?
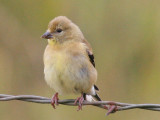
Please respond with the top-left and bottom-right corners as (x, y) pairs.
(41, 31), (53, 39)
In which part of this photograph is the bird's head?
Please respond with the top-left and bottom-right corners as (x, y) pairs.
(41, 16), (84, 44)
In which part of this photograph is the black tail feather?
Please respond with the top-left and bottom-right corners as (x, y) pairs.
(94, 85), (99, 91)
(83, 93), (101, 101)
(94, 93), (101, 101)
(94, 85), (101, 101)
(83, 84), (101, 101)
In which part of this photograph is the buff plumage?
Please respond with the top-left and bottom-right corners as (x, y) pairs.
(42, 16), (101, 110)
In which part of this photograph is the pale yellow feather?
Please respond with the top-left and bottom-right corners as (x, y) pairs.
(44, 41), (97, 95)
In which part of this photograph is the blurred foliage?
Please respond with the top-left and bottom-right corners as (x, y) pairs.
(0, 0), (160, 120)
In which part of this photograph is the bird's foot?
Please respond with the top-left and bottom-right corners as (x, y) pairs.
(74, 94), (84, 111)
(105, 103), (117, 116)
(51, 93), (59, 109)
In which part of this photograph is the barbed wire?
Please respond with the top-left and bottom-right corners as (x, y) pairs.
(0, 94), (160, 115)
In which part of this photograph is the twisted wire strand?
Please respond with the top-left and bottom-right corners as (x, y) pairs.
(0, 94), (160, 112)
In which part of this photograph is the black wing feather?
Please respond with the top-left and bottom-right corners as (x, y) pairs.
(87, 50), (100, 92)
(87, 51), (95, 67)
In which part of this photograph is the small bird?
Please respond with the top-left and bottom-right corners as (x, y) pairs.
(41, 16), (101, 110)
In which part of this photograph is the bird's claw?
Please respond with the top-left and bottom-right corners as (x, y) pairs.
(74, 95), (84, 111)
(106, 105), (117, 116)
(51, 93), (59, 109)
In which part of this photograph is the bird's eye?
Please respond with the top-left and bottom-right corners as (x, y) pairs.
(56, 29), (62, 33)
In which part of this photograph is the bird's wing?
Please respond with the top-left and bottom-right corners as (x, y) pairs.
(82, 39), (95, 67)
(87, 50), (95, 67)
(82, 39), (99, 91)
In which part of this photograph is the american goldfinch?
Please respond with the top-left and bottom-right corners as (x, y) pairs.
(41, 16), (101, 110)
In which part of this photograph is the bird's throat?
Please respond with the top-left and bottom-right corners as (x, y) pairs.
(48, 39), (56, 45)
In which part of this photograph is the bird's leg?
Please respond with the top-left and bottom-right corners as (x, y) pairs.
(74, 93), (84, 111)
(106, 105), (117, 115)
(105, 102), (118, 116)
(51, 92), (59, 109)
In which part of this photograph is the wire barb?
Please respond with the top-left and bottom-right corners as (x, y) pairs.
(0, 94), (160, 115)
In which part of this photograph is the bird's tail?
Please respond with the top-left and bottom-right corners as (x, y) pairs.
(93, 93), (101, 101)
(85, 85), (101, 102)
(85, 93), (101, 102)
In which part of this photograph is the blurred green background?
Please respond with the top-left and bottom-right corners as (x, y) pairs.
(0, 0), (160, 120)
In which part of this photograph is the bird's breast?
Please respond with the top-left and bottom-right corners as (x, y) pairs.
(44, 49), (69, 94)
(43, 43), (97, 95)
